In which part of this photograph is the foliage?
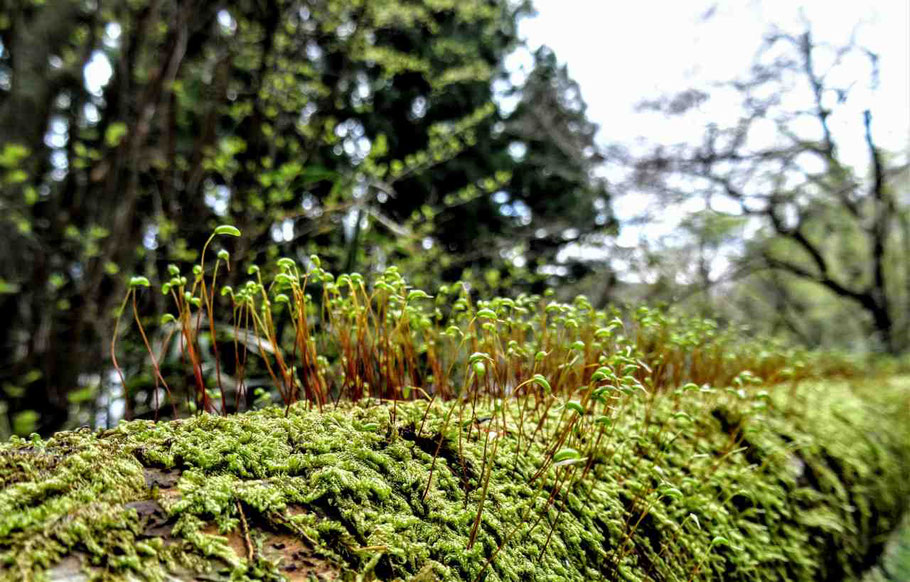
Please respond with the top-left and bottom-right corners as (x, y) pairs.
(0, 0), (615, 434)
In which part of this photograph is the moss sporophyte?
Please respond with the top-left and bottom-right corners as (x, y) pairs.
(2, 226), (905, 581)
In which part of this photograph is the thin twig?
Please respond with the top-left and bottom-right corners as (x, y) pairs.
(236, 500), (254, 562)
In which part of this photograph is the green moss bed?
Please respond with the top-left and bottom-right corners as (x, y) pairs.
(1, 379), (908, 582)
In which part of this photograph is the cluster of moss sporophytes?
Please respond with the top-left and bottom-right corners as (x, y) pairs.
(1, 226), (906, 581)
(111, 226), (862, 422)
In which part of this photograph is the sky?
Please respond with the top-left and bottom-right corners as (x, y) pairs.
(514, 0), (910, 249)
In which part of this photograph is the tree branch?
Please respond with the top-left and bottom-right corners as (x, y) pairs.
(762, 253), (874, 311)
(864, 108), (891, 319)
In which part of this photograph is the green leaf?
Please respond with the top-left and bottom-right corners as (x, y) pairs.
(214, 225), (241, 237)
(673, 412), (693, 423)
(300, 165), (338, 184)
(104, 122), (128, 147)
(68, 386), (95, 404)
(530, 374), (551, 393)
(659, 487), (683, 500)
(12, 410), (39, 436)
(564, 400), (585, 415)
(552, 448), (581, 463)
(0, 279), (21, 295)
(476, 308), (497, 320)
(594, 327), (613, 340)
(0, 143), (29, 167)
(407, 289), (433, 301)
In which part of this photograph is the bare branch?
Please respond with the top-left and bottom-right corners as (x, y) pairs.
(762, 253), (872, 309)
(864, 109), (891, 319)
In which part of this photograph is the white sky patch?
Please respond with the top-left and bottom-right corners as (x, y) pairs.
(271, 218), (295, 243)
(103, 23), (122, 50)
(83, 50), (113, 96)
(521, 0), (908, 151)
(204, 184), (231, 216)
(519, 1), (909, 219)
(217, 9), (237, 33)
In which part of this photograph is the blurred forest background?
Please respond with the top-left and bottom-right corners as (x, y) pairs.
(0, 0), (907, 436)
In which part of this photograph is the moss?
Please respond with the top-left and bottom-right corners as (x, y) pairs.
(1, 378), (908, 581)
(862, 512), (910, 581)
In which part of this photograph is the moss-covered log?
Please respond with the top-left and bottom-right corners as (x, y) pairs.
(1, 379), (908, 582)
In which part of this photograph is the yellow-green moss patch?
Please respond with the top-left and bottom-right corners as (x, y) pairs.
(1, 379), (908, 581)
